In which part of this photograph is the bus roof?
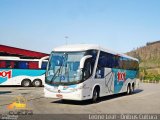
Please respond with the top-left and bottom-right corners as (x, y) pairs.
(0, 56), (48, 62)
(53, 44), (139, 62)
(0, 56), (20, 60)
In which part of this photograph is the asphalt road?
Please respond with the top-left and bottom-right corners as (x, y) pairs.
(0, 83), (160, 115)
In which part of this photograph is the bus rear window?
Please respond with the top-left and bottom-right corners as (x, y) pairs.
(28, 62), (38, 69)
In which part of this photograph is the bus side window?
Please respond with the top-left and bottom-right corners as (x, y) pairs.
(6, 61), (11, 68)
(14, 61), (19, 69)
(18, 61), (29, 69)
(85, 50), (98, 73)
(83, 59), (92, 80)
(113, 55), (120, 68)
(0, 61), (6, 68)
(10, 61), (15, 68)
(29, 62), (38, 69)
(95, 51), (105, 79)
(95, 67), (104, 78)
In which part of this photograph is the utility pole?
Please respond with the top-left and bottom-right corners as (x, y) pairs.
(64, 36), (69, 45)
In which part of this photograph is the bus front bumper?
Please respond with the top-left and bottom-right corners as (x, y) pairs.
(44, 85), (84, 101)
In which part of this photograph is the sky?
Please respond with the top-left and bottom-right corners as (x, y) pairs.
(0, 0), (160, 54)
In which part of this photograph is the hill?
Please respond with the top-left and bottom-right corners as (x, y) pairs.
(126, 40), (160, 80)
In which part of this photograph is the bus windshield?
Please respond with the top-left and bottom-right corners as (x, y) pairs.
(45, 51), (85, 85)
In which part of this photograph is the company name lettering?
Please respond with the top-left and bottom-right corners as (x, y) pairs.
(117, 72), (126, 81)
(0, 70), (12, 79)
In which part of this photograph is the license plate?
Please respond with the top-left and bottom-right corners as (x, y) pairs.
(56, 94), (63, 98)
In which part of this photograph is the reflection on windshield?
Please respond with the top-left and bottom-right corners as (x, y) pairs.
(46, 52), (85, 85)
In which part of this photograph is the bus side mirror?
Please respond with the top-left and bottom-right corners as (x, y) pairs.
(80, 55), (92, 69)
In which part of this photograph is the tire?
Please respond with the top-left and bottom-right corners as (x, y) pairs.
(92, 88), (99, 103)
(21, 79), (31, 87)
(32, 79), (42, 87)
(131, 83), (135, 93)
(126, 84), (131, 95)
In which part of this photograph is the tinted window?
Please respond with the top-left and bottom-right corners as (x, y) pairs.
(18, 61), (28, 69)
(82, 50), (98, 80)
(41, 61), (48, 70)
(0, 60), (15, 68)
(97, 51), (138, 70)
(10, 61), (15, 68)
(6, 61), (11, 68)
(0, 60), (46, 69)
(29, 61), (38, 69)
(98, 51), (116, 68)
(0, 61), (6, 68)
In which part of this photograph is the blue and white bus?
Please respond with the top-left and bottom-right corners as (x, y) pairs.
(0, 56), (48, 87)
(44, 44), (139, 102)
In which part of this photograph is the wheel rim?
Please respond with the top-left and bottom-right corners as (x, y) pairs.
(93, 90), (98, 101)
(132, 85), (134, 92)
(34, 81), (40, 86)
(127, 86), (130, 94)
(24, 81), (30, 86)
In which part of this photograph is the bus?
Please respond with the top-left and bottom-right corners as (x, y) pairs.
(0, 56), (49, 87)
(44, 44), (139, 102)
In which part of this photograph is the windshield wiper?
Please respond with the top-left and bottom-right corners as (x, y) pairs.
(49, 65), (63, 84)
(48, 53), (68, 84)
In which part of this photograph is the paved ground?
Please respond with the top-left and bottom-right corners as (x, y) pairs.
(0, 83), (160, 114)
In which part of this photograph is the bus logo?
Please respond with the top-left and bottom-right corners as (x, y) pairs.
(60, 76), (65, 81)
(0, 70), (12, 79)
(117, 72), (126, 81)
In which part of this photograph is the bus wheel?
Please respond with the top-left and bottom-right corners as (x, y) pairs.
(32, 79), (42, 87)
(21, 79), (31, 87)
(132, 83), (135, 93)
(126, 84), (131, 95)
(92, 88), (99, 103)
